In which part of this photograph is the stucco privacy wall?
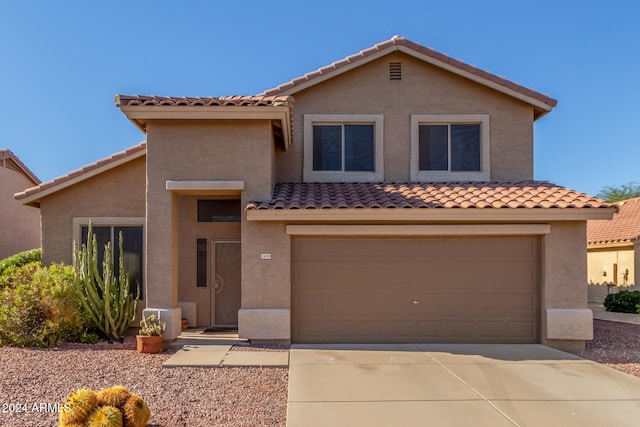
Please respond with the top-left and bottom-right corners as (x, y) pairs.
(145, 120), (275, 337)
(275, 52), (534, 183)
(38, 157), (146, 265)
(0, 164), (40, 259)
(542, 221), (592, 351)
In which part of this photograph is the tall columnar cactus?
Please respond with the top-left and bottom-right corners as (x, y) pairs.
(73, 222), (139, 341)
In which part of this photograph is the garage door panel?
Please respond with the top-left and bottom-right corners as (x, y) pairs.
(292, 236), (540, 343)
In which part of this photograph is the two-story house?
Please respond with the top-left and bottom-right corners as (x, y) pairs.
(16, 36), (615, 350)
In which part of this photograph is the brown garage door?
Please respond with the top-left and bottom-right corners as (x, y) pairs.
(291, 236), (540, 343)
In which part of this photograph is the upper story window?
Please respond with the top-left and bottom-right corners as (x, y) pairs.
(411, 114), (490, 181)
(304, 114), (384, 182)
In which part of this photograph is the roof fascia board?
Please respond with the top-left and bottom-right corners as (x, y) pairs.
(120, 105), (290, 121)
(286, 224), (551, 236)
(120, 105), (292, 147)
(587, 241), (634, 250)
(275, 45), (553, 116)
(16, 148), (146, 206)
(247, 207), (617, 222)
(166, 180), (245, 195)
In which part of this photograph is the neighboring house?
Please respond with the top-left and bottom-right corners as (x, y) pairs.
(16, 36), (615, 350)
(0, 149), (41, 260)
(587, 197), (640, 303)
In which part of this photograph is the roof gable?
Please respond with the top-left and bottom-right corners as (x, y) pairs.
(0, 149), (40, 185)
(262, 36), (557, 120)
(15, 142), (146, 207)
(588, 197), (640, 244)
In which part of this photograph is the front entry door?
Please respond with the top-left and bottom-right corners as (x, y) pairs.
(211, 241), (241, 326)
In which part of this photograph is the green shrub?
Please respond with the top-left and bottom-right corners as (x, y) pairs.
(0, 248), (41, 284)
(0, 262), (94, 347)
(603, 290), (640, 314)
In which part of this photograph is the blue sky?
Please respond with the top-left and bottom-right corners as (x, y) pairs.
(1, 1), (638, 196)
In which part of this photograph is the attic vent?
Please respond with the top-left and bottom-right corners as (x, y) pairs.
(2, 158), (20, 173)
(389, 61), (402, 80)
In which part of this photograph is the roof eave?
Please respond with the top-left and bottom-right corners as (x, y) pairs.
(247, 207), (617, 222)
(118, 105), (293, 148)
(0, 149), (41, 185)
(15, 144), (147, 207)
(587, 240), (634, 250)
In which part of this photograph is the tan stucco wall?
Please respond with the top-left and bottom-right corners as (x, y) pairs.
(176, 195), (240, 326)
(144, 120), (275, 319)
(587, 245), (637, 304)
(0, 166), (40, 260)
(276, 52), (534, 183)
(541, 221), (592, 350)
(587, 246), (635, 286)
(38, 157), (146, 265)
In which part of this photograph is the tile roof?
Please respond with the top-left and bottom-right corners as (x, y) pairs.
(0, 149), (40, 185)
(15, 142), (146, 204)
(588, 197), (640, 244)
(115, 94), (294, 108)
(262, 36), (557, 114)
(246, 182), (612, 211)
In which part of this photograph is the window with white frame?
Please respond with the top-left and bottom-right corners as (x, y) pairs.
(411, 115), (490, 181)
(304, 114), (384, 182)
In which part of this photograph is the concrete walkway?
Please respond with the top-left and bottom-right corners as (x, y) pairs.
(162, 329), (289, 368)
(593, 310), (640, 325)
(287, 343), (640, 427)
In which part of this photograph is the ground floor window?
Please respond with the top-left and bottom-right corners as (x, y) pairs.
(197, 238), (207, 287)
(80, 225), (144, 299)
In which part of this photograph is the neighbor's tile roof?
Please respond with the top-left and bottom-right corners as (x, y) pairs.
(115, 94), (294, 107)
(15, 142), (146, 202)
(246, 182), (611, 211)
(262, 36), (557, 110)
(588, 197), (640, 244)
(1, 149), (40, 185)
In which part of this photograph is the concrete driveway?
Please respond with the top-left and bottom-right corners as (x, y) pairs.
(287, 343), (640, 427)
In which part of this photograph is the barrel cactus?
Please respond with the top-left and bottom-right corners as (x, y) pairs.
(97, 386), (131, 408)
(59, 386), (150, 427)
(86, 406), (123, 427)
(59, 388), (98, 426)
(123, 394), (151, 427)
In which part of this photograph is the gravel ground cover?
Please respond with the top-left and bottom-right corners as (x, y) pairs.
(0, 338), (287, 427)
(1, 319), (638, 427)
(569, 319), (640, 378)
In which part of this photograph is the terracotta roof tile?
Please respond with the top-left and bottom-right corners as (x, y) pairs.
(588, 197), (640, 244)
(262, 36), (557, 111)
(114, 94), (294, 108)
(15, 142), (146, 201)
(246, 182), (612, 211)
